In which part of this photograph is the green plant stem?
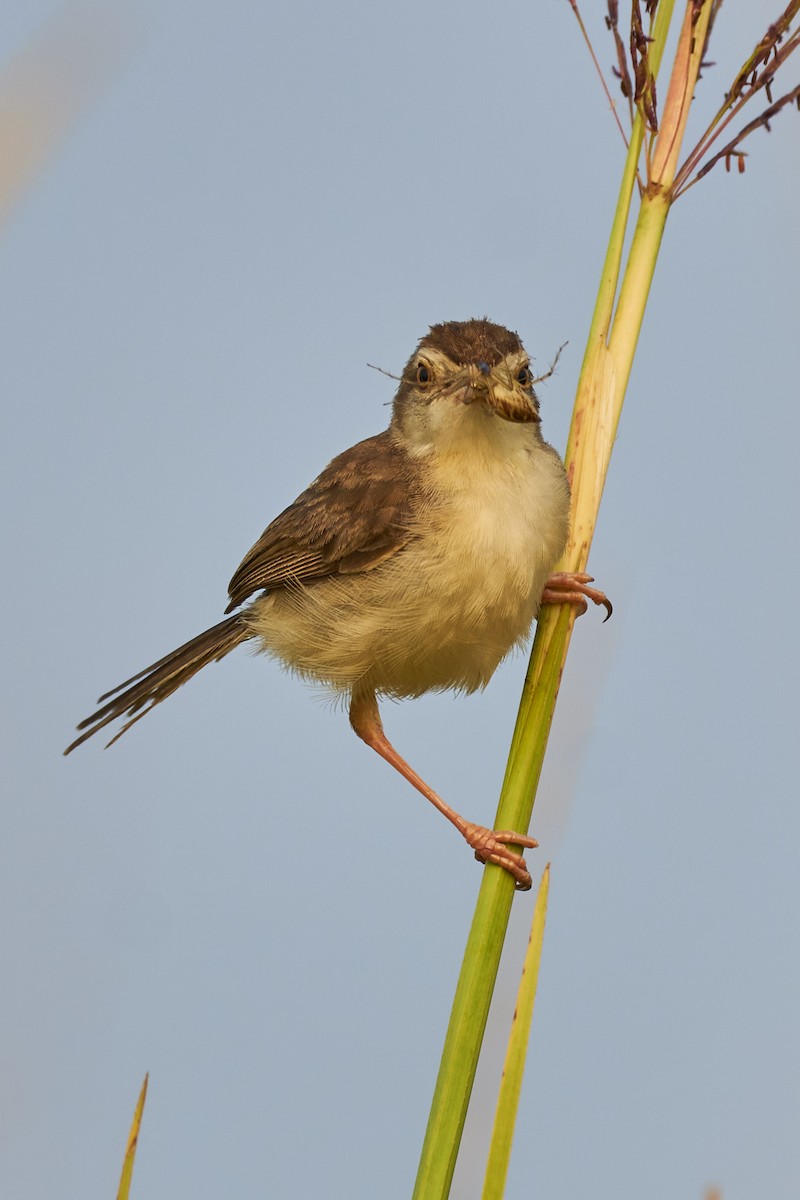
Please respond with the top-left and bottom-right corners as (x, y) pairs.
(411, 609), (571, 1200)
(481, 866), (550, 1200)
(411, 195), (669, 1199)
(411, 3), (711, 1195)
(586, 0), (675, 349)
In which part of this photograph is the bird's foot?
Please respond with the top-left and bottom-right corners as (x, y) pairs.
(541, 572), (612, 621)
(461, 823), (538, 891)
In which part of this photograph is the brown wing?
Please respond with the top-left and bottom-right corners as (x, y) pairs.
(225, 430), (421, 612)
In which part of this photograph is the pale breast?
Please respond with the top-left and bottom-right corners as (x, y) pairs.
(249, 431), (570, 699)
(385, 436), (570, 692)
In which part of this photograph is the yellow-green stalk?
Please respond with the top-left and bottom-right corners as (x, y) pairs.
(481, 866), (550, 1200)
(116, 1074), (148, 1200)
(412, 2), (724, 1195)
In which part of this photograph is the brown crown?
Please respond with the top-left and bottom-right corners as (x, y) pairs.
(419, 318), (524, 366)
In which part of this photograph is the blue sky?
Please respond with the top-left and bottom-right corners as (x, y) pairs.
(2, 2), (798, 1197)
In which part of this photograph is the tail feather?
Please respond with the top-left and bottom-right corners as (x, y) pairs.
(65, 614), (253, 754)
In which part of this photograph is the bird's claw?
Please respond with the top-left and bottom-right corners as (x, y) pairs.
(541, 572), (612, 621)
(462, 822), (538, 891)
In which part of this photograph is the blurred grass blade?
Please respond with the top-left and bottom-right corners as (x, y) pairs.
(0, 0), (142, 226)
(116, 1074), (148, 1200)
(481, 866), (550, 1200)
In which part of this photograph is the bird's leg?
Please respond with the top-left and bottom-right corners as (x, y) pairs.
(541, 572), (612, 621)
(349, 690), (537, 890)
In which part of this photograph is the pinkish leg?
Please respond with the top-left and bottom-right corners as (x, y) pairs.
(350, 690), (537, 890)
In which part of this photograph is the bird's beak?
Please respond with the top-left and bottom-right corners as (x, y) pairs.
(456, 364), (540, 424)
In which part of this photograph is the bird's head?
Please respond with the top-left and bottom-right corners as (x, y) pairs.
(391, 318), (544, 453)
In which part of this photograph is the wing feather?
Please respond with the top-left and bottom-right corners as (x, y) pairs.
(225, 430), (420, 612)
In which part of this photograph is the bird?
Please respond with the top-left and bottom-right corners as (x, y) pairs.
(66, 318), (609, 889)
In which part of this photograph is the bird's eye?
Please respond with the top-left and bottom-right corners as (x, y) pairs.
(416, 363), (433, 386)
(517, 365), (531, 386)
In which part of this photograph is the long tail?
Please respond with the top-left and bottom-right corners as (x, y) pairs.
(65, 614), (253, 754)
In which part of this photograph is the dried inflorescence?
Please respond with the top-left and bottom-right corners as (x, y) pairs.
(607, 0), (634, 114)
(679, 2), (800, 192)
(694, 82), (800, 182)
(629, 0), (659, 132)
(578, 0), (800, 196)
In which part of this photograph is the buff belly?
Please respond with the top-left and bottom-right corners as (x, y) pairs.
(246, 434), (570, 699)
